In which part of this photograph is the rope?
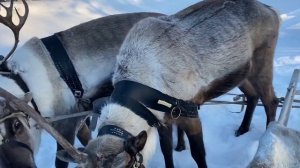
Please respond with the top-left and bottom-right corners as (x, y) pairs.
(205, 97), (300, 109)
(44, 95), (300, 122)
(46, 111), (92, 123)
(0, 71), (11, 75)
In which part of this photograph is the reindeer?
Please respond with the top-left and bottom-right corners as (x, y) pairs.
(0, 0), (163, 167)
(0, 93), (37, 168)
(57, 0), (280, 167)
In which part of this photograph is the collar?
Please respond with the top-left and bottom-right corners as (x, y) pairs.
(111, 80), (199, 127)
(98, 125), (132, 140)
(97, 125), (144, 168)
(3, 139), (34, 156)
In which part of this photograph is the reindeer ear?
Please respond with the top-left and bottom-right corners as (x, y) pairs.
(56, 150), (77, 163)
(124, 131), (147, 156)
(21, 92), (33, 103)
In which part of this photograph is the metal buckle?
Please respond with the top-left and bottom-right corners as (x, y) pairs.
(74, 90), (82, 98)
(152, 122), (161, 127)
(133, 153), (143, 168)
(171, 106), (181, 119)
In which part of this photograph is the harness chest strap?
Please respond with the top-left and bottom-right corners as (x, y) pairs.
(41, 33), (84, 99)
(111, 80), (200, 127)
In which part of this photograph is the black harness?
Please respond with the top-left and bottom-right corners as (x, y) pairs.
(1, 32), (84, 111)
(0, 139), (34, 168)
(96, 80), (199, 167)
(2, 139), (33, 155)
(111, 80), (200, 127)
(97, 125), (144, 168)
(41, 33), (84, 99)
(98, 125), (133, 139)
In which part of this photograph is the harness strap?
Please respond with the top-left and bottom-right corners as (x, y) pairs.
(111, 95), (161, 127)
(5, 139), (34, 155)
(98, 125), (133, 140)
(97, 125), (144, 168)
(111, 80), (199, 127)
(41, 33), (84, 98)
(2, 73), (40, 113)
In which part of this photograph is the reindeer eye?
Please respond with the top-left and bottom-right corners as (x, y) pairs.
(13, 120), (22, 130)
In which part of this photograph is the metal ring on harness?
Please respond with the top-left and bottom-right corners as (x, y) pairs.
(171, 106), (181, 119)
(133, 153), (143, 168)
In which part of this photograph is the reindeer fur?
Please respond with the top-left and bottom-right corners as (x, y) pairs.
(84, 0), (280, 167)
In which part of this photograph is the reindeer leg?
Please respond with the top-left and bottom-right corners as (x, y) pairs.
(175, 126), (186, 151)
(158, 125), (174, 168)
(53, 119), (76, 168)
(236, 80), (259, 136)
(179, 118), (207, 168)
(77, 123), (92, 146)
(250, 79), (278, 127)
(262, 92), (278, 126)
(249, 40), (279, 128)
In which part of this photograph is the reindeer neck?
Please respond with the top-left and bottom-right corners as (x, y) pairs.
(0, 75), (25, 98)
(5, 37), (76, 117)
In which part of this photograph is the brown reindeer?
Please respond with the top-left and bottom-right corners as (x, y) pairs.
(55, 0), (281, 167)
(0, 93), (37, 168)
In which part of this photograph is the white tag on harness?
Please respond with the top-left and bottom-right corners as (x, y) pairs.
(157, 100), (172, 108)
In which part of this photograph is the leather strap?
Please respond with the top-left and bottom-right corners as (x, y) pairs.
(5, 139), (34, 155)
(41, 33), (84, 98)
(111, 80), (199, 127)
(98, 125), (132, 140)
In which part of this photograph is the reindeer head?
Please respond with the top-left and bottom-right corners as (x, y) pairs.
(57, 128), (148, 168)
(0, 93), (37, 168)
(57, 97), (148, 168)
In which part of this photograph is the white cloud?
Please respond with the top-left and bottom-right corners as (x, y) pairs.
(280, 14), (295, 22)
(0, 0), (122, 48)
(274, 56), (300, 67)
(118, 0), (143, 6)
(288, 23), (300, 29)
(130, 0), (143, 5)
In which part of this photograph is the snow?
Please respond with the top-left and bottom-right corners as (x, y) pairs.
(249, 122), (300, 168)
(0, 0), (300, 168)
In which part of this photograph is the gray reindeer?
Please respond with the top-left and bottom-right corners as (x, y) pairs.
(0, 0), (162, 167)
(57, 0), (280, 167)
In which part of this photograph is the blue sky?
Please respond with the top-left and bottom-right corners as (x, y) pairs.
(1, 0), (299, 59)
(260, 0), (300, 13)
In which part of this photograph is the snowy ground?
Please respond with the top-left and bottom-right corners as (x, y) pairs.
(1, 0), (300, 168)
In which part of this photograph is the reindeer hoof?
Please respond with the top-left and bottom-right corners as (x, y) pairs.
(175, 144), (186, 151)
(235, 127), (249, 137)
